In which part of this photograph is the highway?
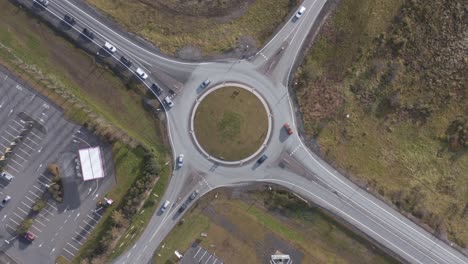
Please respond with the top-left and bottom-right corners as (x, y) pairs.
(14, 0), (468, 264)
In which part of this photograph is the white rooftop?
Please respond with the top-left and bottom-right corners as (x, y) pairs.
(78, 147), (104, 181)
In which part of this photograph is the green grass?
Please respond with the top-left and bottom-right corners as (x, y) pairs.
(86, 0), (298, 56)
(154, 191), (397, 264)
(194, 87), (268, 160)
(296, 0), (468, 247)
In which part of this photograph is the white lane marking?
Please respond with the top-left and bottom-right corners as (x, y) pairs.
(7, 165), (19, 173)
(72, 237), (84, 245)
(30, 131), (42, 140)
(67, 242), (79, 251)
(63, 247), (75, 256)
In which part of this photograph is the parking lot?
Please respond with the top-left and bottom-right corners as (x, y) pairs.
(0, 66), (116, 263)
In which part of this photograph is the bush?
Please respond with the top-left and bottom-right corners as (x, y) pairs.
(17, 218), (33, 235)
(47, 164), (60, 177)
(32, 198), (47, 213)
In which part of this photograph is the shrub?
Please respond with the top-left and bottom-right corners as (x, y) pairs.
(17, 218), (33, 235)
(32, 198), (47, 213)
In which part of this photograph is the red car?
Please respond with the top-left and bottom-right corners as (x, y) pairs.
(284, 123), (293, 135)
(24, 231), (35, 242)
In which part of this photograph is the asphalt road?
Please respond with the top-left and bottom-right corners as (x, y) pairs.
(14, 0), (468, 264)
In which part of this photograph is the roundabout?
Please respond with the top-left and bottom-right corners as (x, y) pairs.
(191, 83), (272, 164)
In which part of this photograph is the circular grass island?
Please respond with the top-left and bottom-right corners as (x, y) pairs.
(194, 86), (268, 161)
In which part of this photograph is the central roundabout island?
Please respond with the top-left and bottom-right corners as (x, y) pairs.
(192, 84), (271, 163)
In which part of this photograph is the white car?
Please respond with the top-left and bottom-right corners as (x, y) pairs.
(177, 154), (184, 168)
(35, 0), (49, 6)
(103, 41), (117, 53)
(136, 68), (148, 80)
(295, 6), (306, 19)
(164, 96), (174, 108)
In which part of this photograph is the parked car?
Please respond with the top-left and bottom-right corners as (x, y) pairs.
(178, 202), (188, 213)
(0, 171), (14, 182)
(82, 28), (95, 39)
(200, 79), (211, 89)
(0, 195), (11, 208)
(164, 96), (174, 108)
(24, 231), (35, 242)
(257, 154), (268, 164)
(34, 0), (49, 6)
(136, 68), (148, 80)
(103, 41), (117, 53)
(151, 83), (162, 96)
(63, 14), (76, 25)
(177, 154), (184, 168)
(189, 190), (199, 201)
(295, 6), (306, 19)
(120, 56), (132, 67)
(283, 123), (293, 135)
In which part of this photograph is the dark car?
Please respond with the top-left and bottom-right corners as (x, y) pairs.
(151, 83), (163, 96)
(283, 123), (293, 135)
(189, 190), (199, 201)
(257, 154), (268, 164)
(82, 28), (95, 39)
(178, 202), (188, 213)
(63, 14), (76, 25)
(120, 56), (132, 67)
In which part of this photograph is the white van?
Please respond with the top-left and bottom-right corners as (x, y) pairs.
(164, 96), (174, 108)
(161, 200), (170, 213)
(104, 42), (117, 53)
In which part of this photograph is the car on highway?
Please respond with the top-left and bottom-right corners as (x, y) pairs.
(283, 123), (293, 135)
(178, 202), (188, 213)
(120, 56), (132, 67)
(200, 79), (211, 89)
(34, 0), (49, 6)
(104, 41), (117, 53)
(177, 154), (184, 168)
(189, 190), (199, 201)
(23, 231), (35, 242)
(82, 28), (95, 39)
(151, 83), (163, 96)
(136, 68), (148, 80)
(1, 171), (14, 182)
(295, 6), (306, 19)
(257, 154), (268, 164)
(164, 96), (174, 108)
(161, 200), (170, 213)
(63, 14), (76, 25)
(0, 195), (11, 208)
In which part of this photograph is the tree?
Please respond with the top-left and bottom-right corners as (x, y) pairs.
(32, 198), (47, 213)
(17, 218), (33, 235)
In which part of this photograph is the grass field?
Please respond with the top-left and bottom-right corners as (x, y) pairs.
(86, 0), (298, 56)
(194, 87), (268, 161)
(295, 0), (468, 247)
(154, 189), (398, 264)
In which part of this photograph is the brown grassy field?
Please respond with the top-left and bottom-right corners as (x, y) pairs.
(295, 0), (468, 247)
(154, 189), (398, 264)
(86, 0), (298, 56)
(194, 87), (268, 160)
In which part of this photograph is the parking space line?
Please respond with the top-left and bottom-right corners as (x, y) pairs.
(0, 142), (8, 149)
(6, 224), (16, 232)
(17, 147), (31, 156)
(47, 203), (58, 211)
(82, 221), (94, 229)
(13, 212), (24, 221)
(25, 196), (35, 203)
(72, 236), (84, 245)
(10, 158), (23, 167)
(8, 217), (20, 225)
(25, 137), (39, 146)
(92, 211), (102, 217)
(7, 165), (19, 173)
(28, 190), (40, 198)
(22, 142), (35, 150)
(31, 224), (42, 233)
(42, 207), (55, 215)
(39, 174), (51, 182)
(32, 184), (43, 192)
(74, 231), (86, 240)
(86, 214), (98, 223)
(67, 242), (79, 251)
(17, 207), (28, 215)
(28, 230), (38, 238)
(12, 119), (24, 127)
(1, 136), (10, 142)
(14, 153), (27, 161)
(8, 125), (21, 133)
(30, 131), (42, 140)
(35, 218), (46, 227)
(63, 247), (76, 257)
(4, 130), (16, 138)
(79, 225), (91, 235)
(38, 213), (50, 222)
(21, 201), (32, 209)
